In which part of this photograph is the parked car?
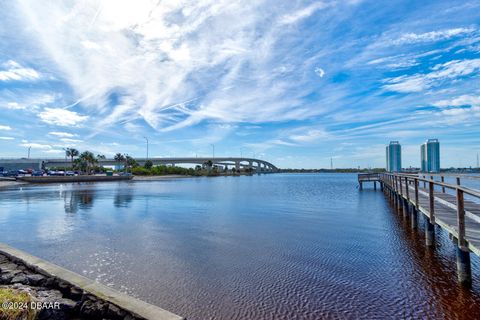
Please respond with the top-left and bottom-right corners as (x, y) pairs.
(3, 170), (17, 177)
(66, 171), (75, 176)
(32, 171), (44, 176)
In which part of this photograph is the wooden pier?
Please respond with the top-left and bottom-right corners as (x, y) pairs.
(359, 172), (480, 286)
(357, 173), (381, 190)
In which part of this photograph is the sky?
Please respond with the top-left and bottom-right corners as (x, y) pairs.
(0, 0), (479, 169)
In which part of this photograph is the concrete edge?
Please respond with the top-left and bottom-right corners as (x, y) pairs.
(0, 243), (185, 320)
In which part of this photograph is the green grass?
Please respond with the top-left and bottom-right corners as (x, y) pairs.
(0, 288), (35, 320)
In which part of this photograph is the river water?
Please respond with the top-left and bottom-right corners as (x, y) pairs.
(1, 173), (480, 319)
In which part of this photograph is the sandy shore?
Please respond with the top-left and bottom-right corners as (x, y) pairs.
(0, 180), (27, 189)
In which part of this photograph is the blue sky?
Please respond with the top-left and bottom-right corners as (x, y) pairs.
(0, 0), (479, 168)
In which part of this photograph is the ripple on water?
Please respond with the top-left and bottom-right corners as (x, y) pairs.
(1, 174), (480, 319)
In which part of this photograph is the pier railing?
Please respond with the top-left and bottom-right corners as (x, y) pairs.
(380, 172), (480, 251)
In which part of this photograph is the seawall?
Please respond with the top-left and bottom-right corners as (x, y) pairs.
(0, 243), (184, 320)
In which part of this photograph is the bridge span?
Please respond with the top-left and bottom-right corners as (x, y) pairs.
(0, 157), (279, 173)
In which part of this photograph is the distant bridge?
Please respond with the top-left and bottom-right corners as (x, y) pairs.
(0, 157), (279, 173)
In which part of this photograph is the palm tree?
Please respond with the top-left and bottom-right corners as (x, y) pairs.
(114, 153), (125, 162)
(97, 154), (106, 160)
(78, 151), (97, 174)
(65, 148), (79, 164)
(114, 153), (126, 172)
(125, 155), (138, 173)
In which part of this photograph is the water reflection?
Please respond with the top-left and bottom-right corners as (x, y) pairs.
(63, 187), (97, 213)
(0, 175), (479, 320)
(114, 186), (134, 208)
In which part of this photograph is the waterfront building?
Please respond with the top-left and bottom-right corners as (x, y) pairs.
(386, 141), (402, 172)
(421, 139), (440, 173)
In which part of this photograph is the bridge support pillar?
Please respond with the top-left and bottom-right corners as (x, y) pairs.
(235, 161), (240, 171)
(456, 247), (472, 286)
(425, 219), (435, 247)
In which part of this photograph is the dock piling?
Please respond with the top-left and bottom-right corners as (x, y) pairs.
(425, 219), (435, 247)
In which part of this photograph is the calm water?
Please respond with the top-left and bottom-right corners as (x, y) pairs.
(1, 173), (480, 319)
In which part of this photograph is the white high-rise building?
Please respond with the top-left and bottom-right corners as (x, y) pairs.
(386, 141), (402, 172)
(421, 139), (440, 173)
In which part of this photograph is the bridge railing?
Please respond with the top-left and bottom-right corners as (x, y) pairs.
(380, 172), (480, 251)
(358, 173), (380, 182)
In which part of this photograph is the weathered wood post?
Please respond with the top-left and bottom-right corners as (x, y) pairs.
(411, 178), (418, 229)
(359, 181), (363, 190)
(426, 181), (435, 246)
(456, 188), (472, 286)
(423, 175), (426, 188)
(374, 181), (377, 190)
(456, 177), (461, 186)
(403, 176), (410, 219)
(441, 176), (445, 193)
(395, 175), (402, 212)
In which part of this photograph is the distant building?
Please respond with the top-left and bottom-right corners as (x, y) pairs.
(421, 139), (440, 173)
(386, 141), (402, 172)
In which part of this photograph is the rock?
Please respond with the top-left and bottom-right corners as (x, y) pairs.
(0, 262), (20, 273)
(37, 308), (68, 320)
(59, 297), (77, 311)
(70, 287), (83, 299)
(107, 303), (126, 319)
(123, 314), (136, 320)
(0, 272), (14, 284)
(57, 280), (70, 293)
(11, 273), (28, 284)
(26, 273), (46, 286)
(80, 300), (98, 318)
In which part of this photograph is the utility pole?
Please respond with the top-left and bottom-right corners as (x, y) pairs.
(330, 157), (333, 170)
(27, 146), (31, 159)
(143, 136), (149, 160)
(210, 144), (215, 159)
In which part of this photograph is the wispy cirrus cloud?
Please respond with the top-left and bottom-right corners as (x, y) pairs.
(0, 60), (40, 81)
(382, 58), (480, 92)
(389, 27), (476, 45)
(48, 131), (77, 138)
(1, 0), (479, 168)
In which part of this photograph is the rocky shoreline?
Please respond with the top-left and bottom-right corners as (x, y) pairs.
(0, 253), (152, 320)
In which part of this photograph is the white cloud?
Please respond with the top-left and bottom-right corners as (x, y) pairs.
(12, 1), (348, 133)
(390, 27), (475, 45)
(314, 67), (325, 78)
(19, 142), (52, 149)
(1, 93), (55, 110)
(0, 60), (40, 81)
(279, 2), (329, 25)
(39, 108), (89, 126)
(433, 95), (480, 108)
(48, 131), (77, 138)
(59, 138), (83, 143)
(0, 125), (12, 130)
(383, 58), (480, 93)
(290, 129), (328, 142)
(0, 136), (14, 140)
